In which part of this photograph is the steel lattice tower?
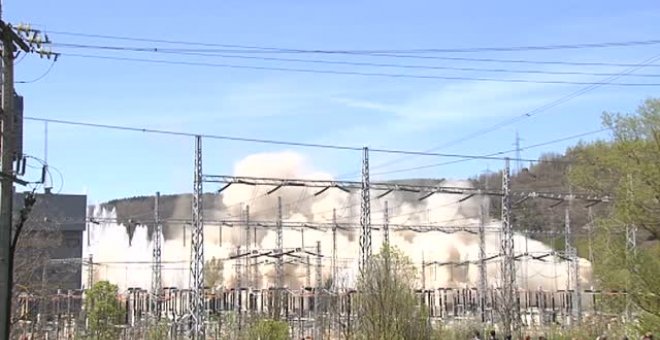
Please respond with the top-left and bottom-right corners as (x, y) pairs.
(478, 193), (488, 322)
(332, 209), (337, 282)
(383, 200), (390, 247)
(151, 192), (162, 320)
(625, 174), (637, 330)
(244, 205), (251, 287)
(359, 147), (372, 274)
(189, 135), (205, 339)
(276, 196), (284, 287)
(500, 158), (518, 335)
(275, 196), (284, 319)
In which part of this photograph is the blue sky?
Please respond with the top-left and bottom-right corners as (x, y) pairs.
(7, 0), (660, 203)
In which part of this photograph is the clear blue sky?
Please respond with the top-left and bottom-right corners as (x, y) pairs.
(7, 0), (660, 203)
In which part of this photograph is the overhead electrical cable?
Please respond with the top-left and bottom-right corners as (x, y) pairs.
(50, 43), (660, 78)
(370, 128), (610, 177)
(58, 53), (660, 86)
(24, 115), (568, 164)
(361, 54), (660, 174)
(43, 30), (660, 53)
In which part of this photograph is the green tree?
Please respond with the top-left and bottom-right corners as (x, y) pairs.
(245, 319), (289, 340)
(569, 98), (660, 334)
(356, 245), (431, 340)
(205, 256), (224, 288)
(85, 281), (124, 340)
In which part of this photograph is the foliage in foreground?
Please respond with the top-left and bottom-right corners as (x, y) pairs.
(569, 98), (660, 334)
(85, 281), (124, 340)
(245, 318), (289, 340)
(355, 244), (431, 340)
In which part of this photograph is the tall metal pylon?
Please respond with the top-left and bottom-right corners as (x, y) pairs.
(564, 205), (572, 292)
(306, 255), (312, 287)
(275, 196), (284, 319)
(189, 135), (205, 339)
(244, 205), (251, 287)
(315, 241), (322, 339)
(332, 209), (337, 282)
(624, 174), (637, 330)
(499, 157), (518, 336)
(478, 192), (488, 322)
(151, 192), (162, 320)
(234, 246), (243, 331)
(383, 200), (390, 247)
(563, 195), (582, 325)
(359, 147), (372, 274)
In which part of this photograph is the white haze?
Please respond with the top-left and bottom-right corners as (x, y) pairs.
(82, 151), (592, 291)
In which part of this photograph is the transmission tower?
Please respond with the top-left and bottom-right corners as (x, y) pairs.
(514, 131), (522, 173)
(624, 174), (637, 330)
(563, 194), (582, 325)
(499, 158), (518, 335)
(332, 208), (337, 282)
(189, 135), (205, 339)
(244, 205), (251, 287)
(359, 147), (372, 274)
(234, 246), (243, 331)
(306, 254), (311, 289)
(151, 192), (162, 320)
(276, 196), (284, 318)
(383, 200), (390, 247)
(478, 192), (488, 322)
(315, 241), (322, 339)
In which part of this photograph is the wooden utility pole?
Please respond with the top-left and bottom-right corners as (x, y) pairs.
(0, 19), (29, 339)
(0, 18), (53, 338)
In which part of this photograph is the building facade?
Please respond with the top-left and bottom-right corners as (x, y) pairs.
(13, 191), (87, 291)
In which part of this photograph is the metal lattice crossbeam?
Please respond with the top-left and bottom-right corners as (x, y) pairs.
(203, 174), (610, 203)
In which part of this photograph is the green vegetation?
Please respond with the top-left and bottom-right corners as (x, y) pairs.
(145, 321), (169, 340)
(205, 256), (224, 288)
(569, 98), (660, 334)
(245, 319), (289, 340)
(356, 245), (431, 340)
(85, 281), (124, 340)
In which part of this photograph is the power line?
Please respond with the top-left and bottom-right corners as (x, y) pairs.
(57, 53), (660, 86)
(47, 35), (660, 68)
(23, 115), (571, 163)
(50, 43), (660, 78)
(362, 54), (660, 174)
(371, 128), (609, 177)
(16, 60), (57, 84)
(42, 29), (660, 53)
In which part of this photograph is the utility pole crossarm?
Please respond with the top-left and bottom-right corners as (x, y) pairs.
(0, 22), (30, 53)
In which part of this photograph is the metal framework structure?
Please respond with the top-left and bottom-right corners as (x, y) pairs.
(276, 196), (284, 319)
(315, 241), (322, 339)
(359, 147), (372, 274)
(197, 154), (611, 338)
(383, 200), (390, 247)
(332, 209), (338, 281)
(244, 205), (251, 287)
(563, 195), (582, 324)
(202, 219), (498, 233)
(499, 158), (518, 335)
(204, 175), (608, 203)
(151, 192), (162, 319)
(478, 193), (488, 322)
(624, 173), (637, 330)
(189, 135), (205, 339)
